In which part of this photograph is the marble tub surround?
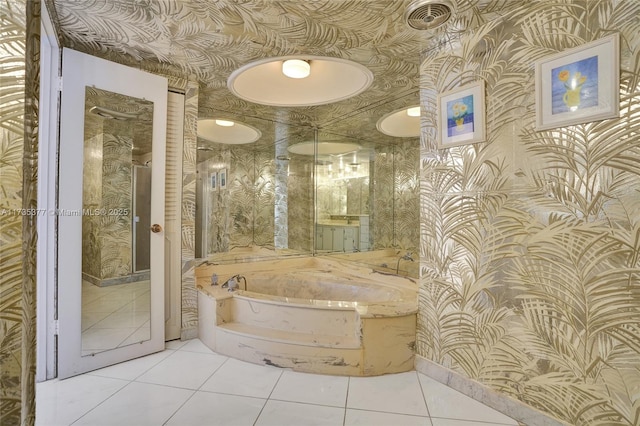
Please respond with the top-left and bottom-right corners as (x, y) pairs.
(328, 248), (420, 278)
(196, 256), (417, 376)
(196, 256), (418, 316)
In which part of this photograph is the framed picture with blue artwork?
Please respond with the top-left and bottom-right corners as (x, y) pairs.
(535, 33), (619, 130)
(437, 81), (486, 149)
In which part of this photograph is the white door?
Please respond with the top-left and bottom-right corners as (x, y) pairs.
(57, 48), (167, 378)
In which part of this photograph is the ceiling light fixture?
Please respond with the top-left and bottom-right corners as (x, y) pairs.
(377, 106), (421, 137)
(406, 106), (420, 117)
(282, 59), (311, 79)
(215, 119), (235, 127)
(198, 119), (261, 144)
(229, 56), (373, 106)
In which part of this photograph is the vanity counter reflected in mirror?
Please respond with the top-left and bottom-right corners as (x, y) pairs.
(195, 93), (420, 279)
(81, 87), (153, 356)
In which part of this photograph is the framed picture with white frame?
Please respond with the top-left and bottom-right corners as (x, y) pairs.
(535, 33), (619, 130)
(437, 81), (486, 149)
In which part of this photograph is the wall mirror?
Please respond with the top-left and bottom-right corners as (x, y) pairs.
(314, 125), (419, 278)
(195, 92), (420, 278)
(81, 86), (153, 355)
(196, 117), (316, 262)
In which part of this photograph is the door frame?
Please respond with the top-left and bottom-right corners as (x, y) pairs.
(37, 7), (184, 378)
(36, 4), (60, 382)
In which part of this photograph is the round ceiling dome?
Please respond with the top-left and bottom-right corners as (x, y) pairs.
(228, 56), (374, 107)
(197, 119), (261, 144)
(376, 106), (421, 137)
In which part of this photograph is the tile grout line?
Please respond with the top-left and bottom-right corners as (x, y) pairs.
(160, 387), (197, 426)
(267, 397), (351, 410)
(342, 376), (350, 426)
(416, 370), (435, 426)
(68, 379), (134, 426)
(129, 347), (179, 381)
(253, 366), (286, 425)
(129, 345), (228, 426)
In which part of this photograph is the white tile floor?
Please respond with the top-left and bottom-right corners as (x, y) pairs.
(36, 339), (521, 426)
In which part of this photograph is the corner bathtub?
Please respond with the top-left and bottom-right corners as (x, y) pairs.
(196, 256), (417, 376)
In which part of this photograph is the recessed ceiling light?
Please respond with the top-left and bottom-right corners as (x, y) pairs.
(377, 106), (421, 138)
(215, 119), (235, 127)
(198, 119), (261, 144)
(406, 106), (420, 117)
(228, 56), (374, 107)
(282, 59), (310, 79)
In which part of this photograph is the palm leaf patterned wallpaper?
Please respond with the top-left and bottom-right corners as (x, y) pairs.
(1, 0), (25, 424)
(370, 140), (420, 253)
(418, 1), (640, 424)
(47, 0), (422, 134)
(1, 0), (37, 423)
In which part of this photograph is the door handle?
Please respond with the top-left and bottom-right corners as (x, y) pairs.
(150, 224), (162, 233)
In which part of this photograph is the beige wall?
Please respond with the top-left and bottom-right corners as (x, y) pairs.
(417, 1), (640, 424)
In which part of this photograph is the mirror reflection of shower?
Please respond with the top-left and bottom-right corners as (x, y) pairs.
(81, 87), (154, 356)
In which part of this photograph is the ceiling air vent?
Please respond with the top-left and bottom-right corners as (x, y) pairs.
(405, 0), (453, 30)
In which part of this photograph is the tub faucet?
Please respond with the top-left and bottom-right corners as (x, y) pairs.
(211, 273), (218, 286)
(222, 274), (248, 292)
(227, 277), (238, 291)
(396, 252), (415, 274)
(224, 277), (237, 292)
(236, 275), (248, 291)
